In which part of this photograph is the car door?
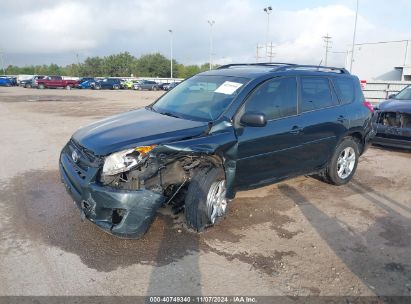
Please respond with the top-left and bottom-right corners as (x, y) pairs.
(235, 76), (305, 188)
(295, 76), (348, 171)
(144, 81), (151, 90)
(49, 76), (60, 87)
(102, 79), (110, 89)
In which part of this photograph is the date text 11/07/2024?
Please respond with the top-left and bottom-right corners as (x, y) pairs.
(148, 296), (257, 303)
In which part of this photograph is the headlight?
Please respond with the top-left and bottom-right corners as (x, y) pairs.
(102, 145), (156, 176)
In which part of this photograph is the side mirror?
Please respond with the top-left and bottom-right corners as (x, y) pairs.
(240, 112), (267, 127)
(388, 94), (396, 99)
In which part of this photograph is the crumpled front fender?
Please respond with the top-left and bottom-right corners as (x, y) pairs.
(153, 122), (239, 198)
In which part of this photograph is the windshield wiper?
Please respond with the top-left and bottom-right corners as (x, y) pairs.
(159, 111), (180, 118)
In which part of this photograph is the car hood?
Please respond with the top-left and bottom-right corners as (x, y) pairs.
(72, 108), (209, 156)
(379, 99), (411, 114)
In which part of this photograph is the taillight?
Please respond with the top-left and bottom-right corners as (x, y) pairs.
(363, 100), (374, 113)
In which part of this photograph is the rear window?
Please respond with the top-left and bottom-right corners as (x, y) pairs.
(333, 77), (355, 104)
(301, 77), (337, 112)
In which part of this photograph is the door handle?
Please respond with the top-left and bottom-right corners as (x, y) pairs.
(290, 126), (302, 135)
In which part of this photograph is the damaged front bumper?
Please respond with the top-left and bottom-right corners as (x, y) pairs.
(372, 110), (411, 149)
(59, 143), (165, 238)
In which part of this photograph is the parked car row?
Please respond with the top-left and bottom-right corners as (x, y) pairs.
(11, 75), (181, 91)
(0, 76), (18, 87)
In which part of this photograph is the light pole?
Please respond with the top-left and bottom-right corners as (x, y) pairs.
(0, 50), (5, 74)
(168, 29), (173, 79)
(208, 20), (215, 70)
(349, 0), (359, 72)
(263, 6), (272, 60)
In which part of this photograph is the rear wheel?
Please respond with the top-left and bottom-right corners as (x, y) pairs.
(323, 137), (360, 185)
(65, 85), (72, 90)
(95, 84), (101, 90)
(38, 84), (45, 89)
(185, 167), (228, 231)
(113, 84), (120, 90)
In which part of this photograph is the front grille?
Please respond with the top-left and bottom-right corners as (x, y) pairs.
(66, 155), (87, 180)
(70, 140), (95, 161)
(62, 140), (103, 185)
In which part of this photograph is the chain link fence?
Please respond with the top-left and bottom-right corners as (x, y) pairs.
(363, 81), (411, 105)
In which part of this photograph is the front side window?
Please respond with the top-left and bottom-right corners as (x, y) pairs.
(394, 85), (411, 100)
(243, 77), (297, 120)
(301, 77), (337, 112)
(152, 75), (249, 121)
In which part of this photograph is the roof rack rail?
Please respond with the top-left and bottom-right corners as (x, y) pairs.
(217, 63), (349, 74)
(275, 65), (349, 74)
(217, 62), (297, 69)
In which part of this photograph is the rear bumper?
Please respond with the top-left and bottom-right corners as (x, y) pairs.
(59, 144), (165, 238)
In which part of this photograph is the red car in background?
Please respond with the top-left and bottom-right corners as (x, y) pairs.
(36, 76), (78, 89)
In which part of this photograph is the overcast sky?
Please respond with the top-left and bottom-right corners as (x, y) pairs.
(1, 0), (410, 67)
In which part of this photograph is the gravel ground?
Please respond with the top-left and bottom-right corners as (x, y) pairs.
(0, 87), (410, 296)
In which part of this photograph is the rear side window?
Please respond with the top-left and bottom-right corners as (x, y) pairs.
(244, 77), (297, 120)
(301, 77), (337, 112)
(333, 77), (355, 104)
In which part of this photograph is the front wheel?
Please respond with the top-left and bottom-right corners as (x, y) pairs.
(185, 167), (228, 231)
(323, 137), (360, 185)
(38, 84), (45, 89)
(65, 85), (72, 90)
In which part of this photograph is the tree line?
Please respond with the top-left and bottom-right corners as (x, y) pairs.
(4, 52), (213, 79)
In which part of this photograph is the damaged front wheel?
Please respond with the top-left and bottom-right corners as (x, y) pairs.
(184, 167), (227, 231)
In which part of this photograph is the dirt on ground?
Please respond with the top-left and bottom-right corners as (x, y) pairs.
(0, 87), (410, 296)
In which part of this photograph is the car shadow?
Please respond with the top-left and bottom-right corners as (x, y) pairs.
(277, 182), (411, 295)
(145, 179), (204, 296)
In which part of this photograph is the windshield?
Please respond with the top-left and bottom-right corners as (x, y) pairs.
(394, 86), (411, 100)
(152, 75), (249, 121)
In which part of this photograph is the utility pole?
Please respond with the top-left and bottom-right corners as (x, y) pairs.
(207, 20), (215, 70)
(322, 34), (332, 66)
(168, 29), (173, 78)
(263, 6), (272, 61)
(0, 50), (5, 74)
(350, 0), (359, 72)
(266, 42), (275, 63)
(256, 44), (265, 62)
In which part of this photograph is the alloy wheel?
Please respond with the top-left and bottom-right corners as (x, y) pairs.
(337, 147), (356, 179)
(206, 180), (227, 224)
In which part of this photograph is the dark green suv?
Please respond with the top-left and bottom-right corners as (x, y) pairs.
(60, 63), (375, 238)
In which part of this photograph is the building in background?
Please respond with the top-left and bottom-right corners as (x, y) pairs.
(346, 40), (411, 81)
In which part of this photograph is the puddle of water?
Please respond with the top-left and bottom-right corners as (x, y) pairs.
(0, 170), (296, 274)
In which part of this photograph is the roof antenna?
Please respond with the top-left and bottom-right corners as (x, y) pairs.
(317, 59), (323, 70)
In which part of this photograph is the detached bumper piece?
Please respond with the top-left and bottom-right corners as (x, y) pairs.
(59, 142), (165, 238)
